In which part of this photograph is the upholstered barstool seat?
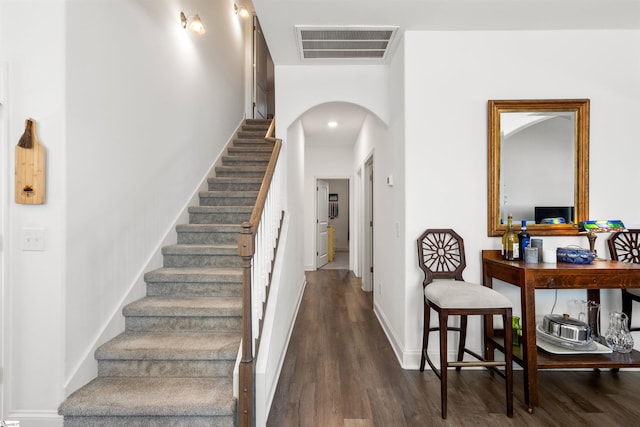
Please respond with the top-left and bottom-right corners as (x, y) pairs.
(425, 280), (512, 309)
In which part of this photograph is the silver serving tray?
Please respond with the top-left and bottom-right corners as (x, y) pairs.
(536, 324), (596, 351)
(541, 313), (591, 343)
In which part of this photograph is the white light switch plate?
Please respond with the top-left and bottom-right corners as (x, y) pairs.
(22, 228), (45, 251)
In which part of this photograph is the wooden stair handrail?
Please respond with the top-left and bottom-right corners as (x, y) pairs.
(264, 118), (277, 143)
(246, 143), (281, 235)
(238, 118), (281, 427)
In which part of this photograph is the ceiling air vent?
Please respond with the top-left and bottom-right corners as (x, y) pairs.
(295, 26), (399, 61)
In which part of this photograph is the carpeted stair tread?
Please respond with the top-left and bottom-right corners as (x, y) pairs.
(58, 377), (235, 417)
(237, 130), (266, 138)
(223, 158), (269, 165)
(162, 245), (241, 268)
(199, 190), (259, 198)
(242, 119), (271, 130)
(123, 296), (241, 317)
(187, 206), (253, 225)
(232, 139), (271, 146)
(176, 224), (242, 244)
(207, 177), (263, 192)
(144, 268), (242, 298)
(162, 244), (237, 255)
(188, 206), (253, 213)
(176, 224), (242, 233)
(222, 153), (271, 160)
(214, 165), (267, 175)
(96, 331), (240, 360)
(227, 146), (273, 154)
(144, 267), (242, 283)
(162, 246), (241, 268)
(207, 176), (264, 183)
(198, 191), (258, 206)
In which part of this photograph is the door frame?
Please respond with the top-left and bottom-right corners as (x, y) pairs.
(314, 176), (353, 270)
(0, 62), (8, 419)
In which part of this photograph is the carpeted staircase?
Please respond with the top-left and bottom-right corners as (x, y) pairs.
(59, 119), (273, 427)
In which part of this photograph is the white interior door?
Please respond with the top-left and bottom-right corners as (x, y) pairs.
(253, 17), (268, 119)
(316, 180), (329, 268)
(363, 158), (374, 292)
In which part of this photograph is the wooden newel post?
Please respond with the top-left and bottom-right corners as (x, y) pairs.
(238, 221), (255, 427)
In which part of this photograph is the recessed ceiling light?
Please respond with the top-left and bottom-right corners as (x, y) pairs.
(328, 121), (338, 128)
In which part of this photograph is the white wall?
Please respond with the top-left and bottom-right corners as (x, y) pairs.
(403, 29), (640, 367)
(351, 105), (405, 359)
(275, 65), (390, 137)
(1, 0), (251, 424)
(65, 0), (249, 392)
(385, 38), (408, 363)
(0, 1), (66, 424)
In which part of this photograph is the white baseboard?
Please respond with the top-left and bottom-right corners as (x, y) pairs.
(5, 410), (63, 427)
(373, 301), (482, 370)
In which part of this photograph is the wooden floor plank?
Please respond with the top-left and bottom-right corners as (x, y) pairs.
(267, 269), (640, 426)
(343, 420), (374, 427)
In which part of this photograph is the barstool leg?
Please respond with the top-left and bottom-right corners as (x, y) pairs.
(420, 301), (431, 371)
(456, 315), (468, 371)
(504, 310), (514, 417)
(439, 310), (448, 419)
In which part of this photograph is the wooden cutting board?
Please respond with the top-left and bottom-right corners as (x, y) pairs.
(15, 118), (46, 204)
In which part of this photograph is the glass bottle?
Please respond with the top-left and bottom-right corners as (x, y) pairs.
(604, 311), (634, 353)
(518, 220), (531, 260)
(502, 214), (518, 260)
(512, 316), (522, 346)
(586, 300), (602, 343)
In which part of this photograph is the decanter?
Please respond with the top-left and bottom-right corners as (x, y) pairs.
(604, 311), (634, 353)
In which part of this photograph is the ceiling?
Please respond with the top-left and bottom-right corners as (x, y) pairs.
(249, 0), (640, 147)
(253, 0), (640, 66)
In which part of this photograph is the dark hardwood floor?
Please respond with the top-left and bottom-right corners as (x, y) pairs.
(267, 269), (640, 426)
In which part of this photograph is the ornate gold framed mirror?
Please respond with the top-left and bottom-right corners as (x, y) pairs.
(487, 99), (589, 236)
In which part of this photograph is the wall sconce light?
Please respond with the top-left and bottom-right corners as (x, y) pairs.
(234, 3), (250, 17)
(180, 11), (206, 35)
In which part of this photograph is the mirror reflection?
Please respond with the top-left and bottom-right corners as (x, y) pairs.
(500, 111), (575, 224)
(487, 99), (590, 236)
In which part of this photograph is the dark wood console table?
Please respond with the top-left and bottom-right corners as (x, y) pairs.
(482, 250), (640, 412)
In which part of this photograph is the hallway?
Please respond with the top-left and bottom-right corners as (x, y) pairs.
(267, 269), (640, 426)
(320, 251), (349, 270)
